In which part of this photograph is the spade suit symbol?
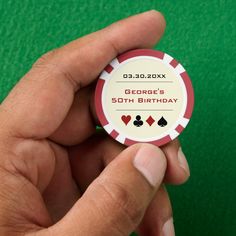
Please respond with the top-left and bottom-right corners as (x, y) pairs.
(157, 116), (167, 127)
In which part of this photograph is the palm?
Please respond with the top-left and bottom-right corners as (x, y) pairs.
(21, 129), (116, 224)
(0, 48), (118, 225)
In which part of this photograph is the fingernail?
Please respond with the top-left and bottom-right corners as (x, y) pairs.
(178, 147), (190, 176)
(133, 145), (166, 187)
(162, 218), (175, 236)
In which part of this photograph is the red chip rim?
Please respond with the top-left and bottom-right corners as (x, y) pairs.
(95, 49), (194, 146)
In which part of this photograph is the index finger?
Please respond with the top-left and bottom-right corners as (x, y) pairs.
(0, 10), (165, 139)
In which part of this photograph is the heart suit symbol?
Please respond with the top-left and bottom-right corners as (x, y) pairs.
(121, 115), (131, 125)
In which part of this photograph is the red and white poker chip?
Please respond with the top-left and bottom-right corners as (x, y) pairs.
(95, 49), (194, 146)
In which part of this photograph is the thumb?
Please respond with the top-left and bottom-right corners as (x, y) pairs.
(49, 143), (167, 236)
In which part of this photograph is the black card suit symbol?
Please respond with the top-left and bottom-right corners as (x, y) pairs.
(133, 115), (143, 127)
(157, 116), (168, 127)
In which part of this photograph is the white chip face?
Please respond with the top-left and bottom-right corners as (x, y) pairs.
(95, 49), (194, 146)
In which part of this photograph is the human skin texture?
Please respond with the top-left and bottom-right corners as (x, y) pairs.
(0, 11), (189, 236)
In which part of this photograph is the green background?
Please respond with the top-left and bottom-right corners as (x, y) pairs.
(0, 0), (235, 235)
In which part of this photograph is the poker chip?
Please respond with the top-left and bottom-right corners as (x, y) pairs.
(95, 49), (194, 146)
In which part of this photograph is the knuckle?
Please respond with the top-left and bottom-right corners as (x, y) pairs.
(31, 49), (79, 89)
(97, 178), (144, 228)
(33, 49), (59, 68)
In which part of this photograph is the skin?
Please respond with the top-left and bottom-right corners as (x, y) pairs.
(0, 10), (189, 236)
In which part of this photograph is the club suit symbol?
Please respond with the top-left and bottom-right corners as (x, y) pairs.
(133, 115), (143, 127)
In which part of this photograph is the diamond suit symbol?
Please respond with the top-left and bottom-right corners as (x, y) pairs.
(146, 116), (155, 126)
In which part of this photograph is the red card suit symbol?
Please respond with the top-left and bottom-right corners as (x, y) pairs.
(146, 115), (155, 126)
(121, 115), (131, 125)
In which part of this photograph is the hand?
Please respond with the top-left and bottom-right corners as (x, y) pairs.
(0, 10), (190, 236)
